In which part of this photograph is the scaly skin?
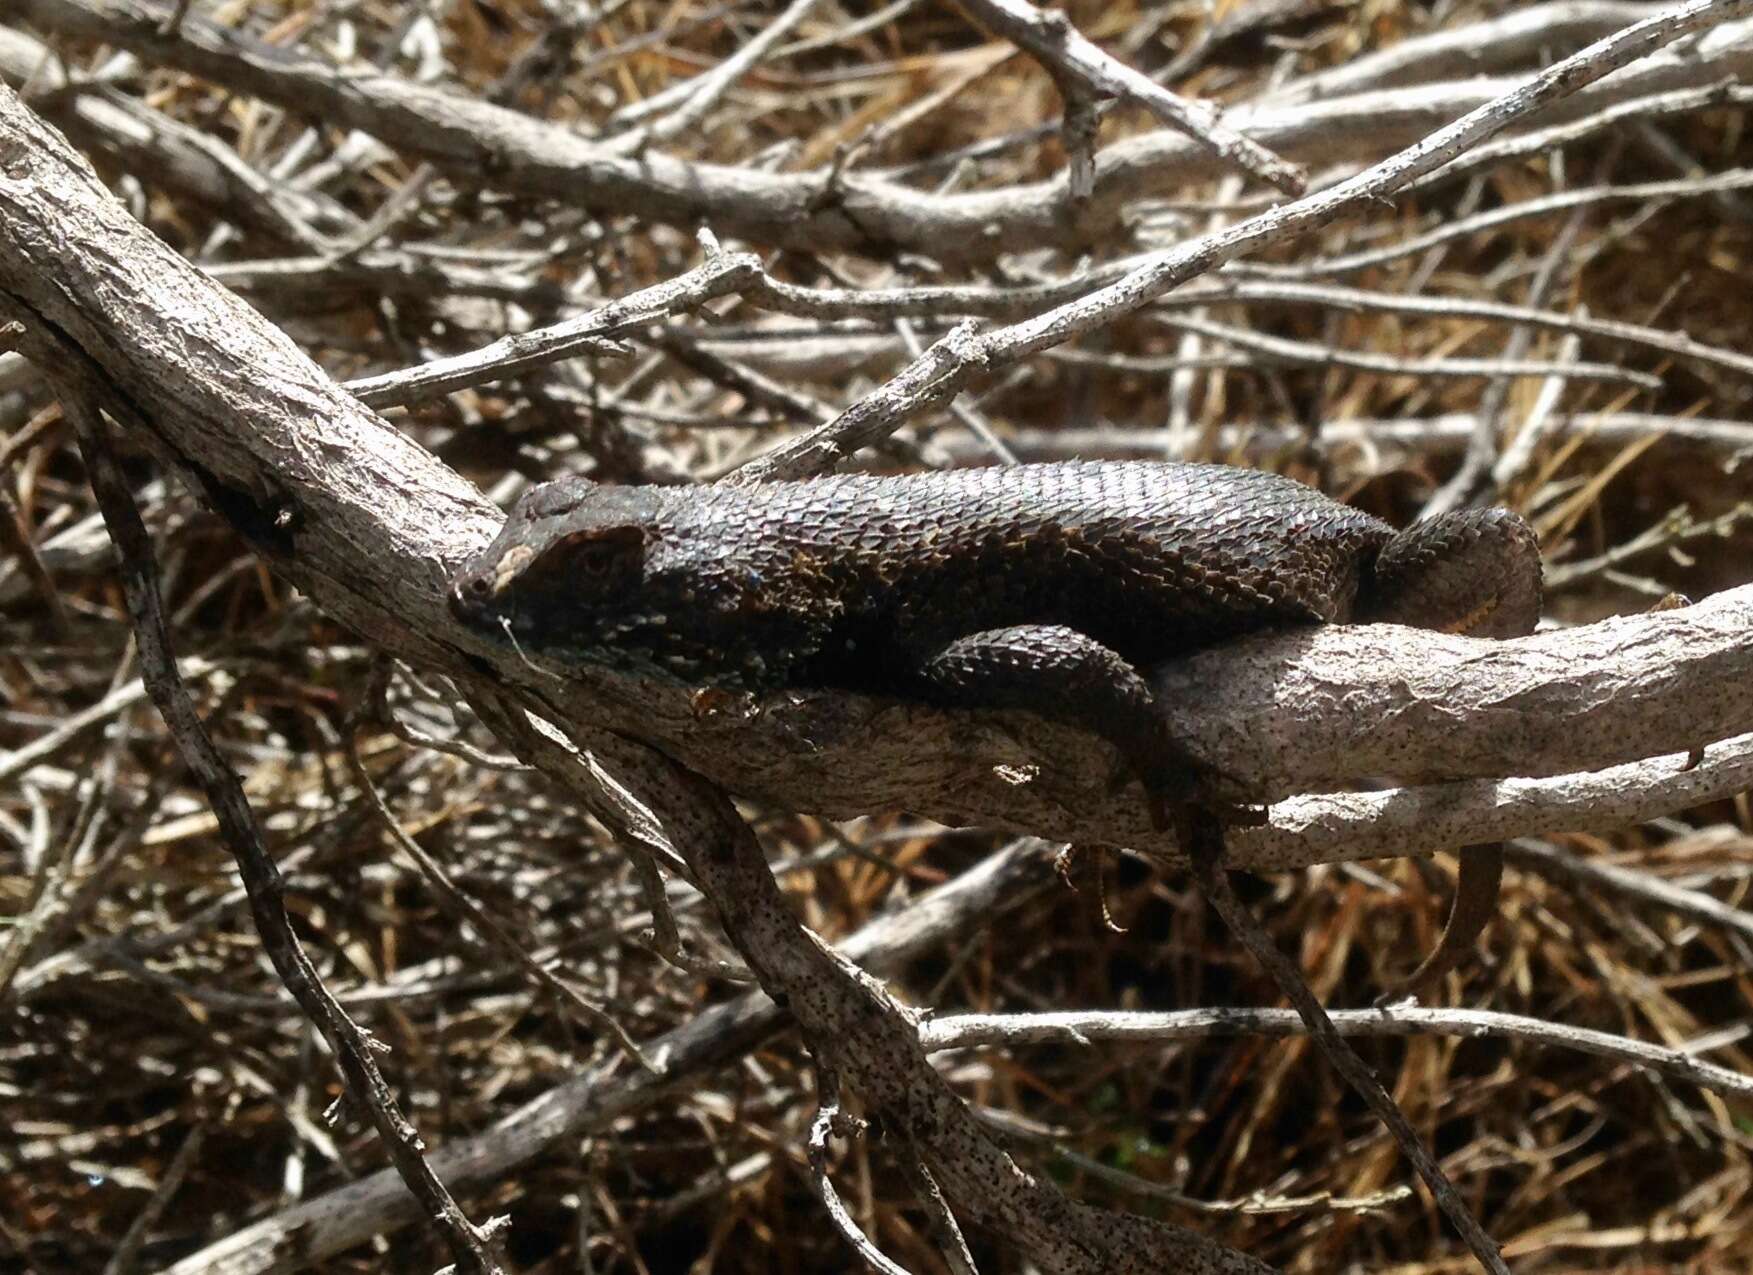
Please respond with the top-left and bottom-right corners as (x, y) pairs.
(450, 461), (1542, 992)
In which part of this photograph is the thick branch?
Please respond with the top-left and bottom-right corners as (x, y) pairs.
(0, 81), (492, 666)
(1155, 592), (1753, 794)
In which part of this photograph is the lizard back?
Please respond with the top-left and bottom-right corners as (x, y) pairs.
(451, 461), (1397, 690)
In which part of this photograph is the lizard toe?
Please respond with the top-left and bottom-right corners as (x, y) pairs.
(1108, 722), (1263, 831)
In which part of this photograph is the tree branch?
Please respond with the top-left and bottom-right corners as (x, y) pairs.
(12, 0), (1753, 262)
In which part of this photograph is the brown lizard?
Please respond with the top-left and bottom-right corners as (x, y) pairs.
(450, 461), (1542, 993)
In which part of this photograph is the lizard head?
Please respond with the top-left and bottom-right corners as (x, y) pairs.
(1355, 507), (1543, 639)
(449, 479), (661, 647)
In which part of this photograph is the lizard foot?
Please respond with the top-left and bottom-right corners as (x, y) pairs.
(1109, 720), (1264, 832)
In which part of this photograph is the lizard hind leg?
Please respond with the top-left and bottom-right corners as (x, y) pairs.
(1374, 843), (1503, 1006)
(910, 624), (1205, 827)
(1356, 508), (1542, 639)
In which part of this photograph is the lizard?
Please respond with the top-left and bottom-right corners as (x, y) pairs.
(448, 460), (1542, 995)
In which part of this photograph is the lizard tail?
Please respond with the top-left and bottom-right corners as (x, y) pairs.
(1374, 843), (1503, 1006)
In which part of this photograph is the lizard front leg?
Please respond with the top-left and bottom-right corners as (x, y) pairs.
(911, 624), (1216, 828)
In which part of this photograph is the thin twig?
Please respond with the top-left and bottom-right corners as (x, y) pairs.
(730, 0), (1753, 482)
(612, 0), (828, 153)
(808, 1070), (912, 1275)
(348, 675), (658, 1072)
(948, 0), (1305, 194)
(345, 251), (761, 409)
(102, 1123), (206, 1275)
(920, 1005), (1753, 1100)
(1258, 169), (1753, 279)
(1422, 208), (1585, 517)
(1179, 809), (1509, 1275)
(1153, 308), (1658, 389)
(56, 381), (510, 1275)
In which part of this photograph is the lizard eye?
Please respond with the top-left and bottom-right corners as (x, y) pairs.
(466, 575), (491, 596)
(577, 543), (621, 576)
